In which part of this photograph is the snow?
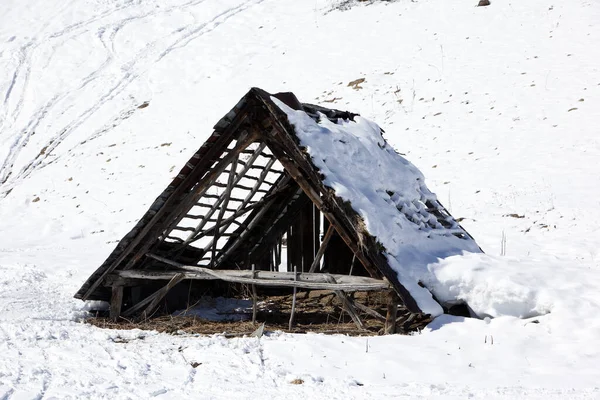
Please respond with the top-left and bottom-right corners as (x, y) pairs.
(2, 0), (600, 397)
(272, 96), (481, 316)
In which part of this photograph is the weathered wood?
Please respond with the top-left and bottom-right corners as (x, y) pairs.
(112, 264), (391, 292)
(385, 291), (399, 334)
(109, 285), (124, 321)
(188, 187), (282, 244)
(353, 301), (386, 322)
(182, 143), (267, 246)
(251, 264), (257, 324)
(198, 156), (279, 253)
(289, 265), (298, 330)
(324, 275), (365, 330)
(308, 224), (335, 273)
(141, 273), (185, 320)
(126, 132), (258, 270)
(214, 177), (292, 267)
(260, 110), (422, 313)
(80, 112), (252, 300)
(210, 155), (239, 266)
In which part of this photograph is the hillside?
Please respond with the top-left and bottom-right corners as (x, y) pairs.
(1, 0), (599, 398)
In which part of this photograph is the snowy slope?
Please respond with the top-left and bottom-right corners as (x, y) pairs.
(1, 0), (600, 398)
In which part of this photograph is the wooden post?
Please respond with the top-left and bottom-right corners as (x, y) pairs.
(289, 264), (298, 331)
(385, 291), (399, 334)
(109, 285), (124, 322)
(251, 264), (258, 324)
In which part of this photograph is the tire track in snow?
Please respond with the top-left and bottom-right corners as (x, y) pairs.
(0, 0), (139, 186)
(0, 0), (265, 197)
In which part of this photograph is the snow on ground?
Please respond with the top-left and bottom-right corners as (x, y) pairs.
(1, 0), (600, 398)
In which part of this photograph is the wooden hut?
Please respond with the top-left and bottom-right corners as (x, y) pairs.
(75, 88), (481, 333)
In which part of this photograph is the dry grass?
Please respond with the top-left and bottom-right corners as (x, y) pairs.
(87, 290), (431, 337)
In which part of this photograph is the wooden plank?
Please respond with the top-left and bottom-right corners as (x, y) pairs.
(131, 132), (257, 265)
(213, 176), (292, 267)
(251, 264), (258, 324)
(141, 273), (185, 320)
(112, 266), (391, 292)
(353, 301), (386, 322)
(109, 285), (124, 321)
(198, 156), (279, 255)
(324, 275), (365, 330)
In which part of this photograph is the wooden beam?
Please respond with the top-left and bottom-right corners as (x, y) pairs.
(324, 274), (365, 330)
(251, 264), (258, 324)
(289, 265), (298, 330)
(109, 285), (124, 321)
(353, 301), (386, 322)
(141, 273), (185, 320)
(206, 156), (279, 241)
(199, 156), (280, 257)
(181, 143), (268, 246)
(112, 265), (391, 292)
(126, 132), (258, 272)
(308, 224), (335, 273)
(214, 176), (292, 267)
(187, 185), (286, 244)
(150, 132), (256, 248)
(210, 155), (239, 267)
(80, 113), (252, 300)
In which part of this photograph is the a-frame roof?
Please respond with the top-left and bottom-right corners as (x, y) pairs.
(75, 88), (481, 316)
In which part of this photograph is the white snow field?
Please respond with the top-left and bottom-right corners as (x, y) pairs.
(1, 0), (600, 398)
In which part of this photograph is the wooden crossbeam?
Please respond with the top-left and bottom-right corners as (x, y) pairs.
(114, 259), (391, 292)
(109, 285), (123, 321)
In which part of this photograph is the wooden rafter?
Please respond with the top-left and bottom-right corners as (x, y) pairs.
(127, 132), (258, 271)
(180, 142), (268, 246)
(108, 267), (391, 292)
(214, 175), (293, 267)
(197, 156), (280, 262)
(210, 154), (238, 267)
(79, 114), (251, 300)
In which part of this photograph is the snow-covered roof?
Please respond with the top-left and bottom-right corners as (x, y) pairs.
(272, 97), (482, 316)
